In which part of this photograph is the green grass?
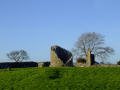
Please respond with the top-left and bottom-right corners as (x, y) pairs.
(0, 67), (120, 90)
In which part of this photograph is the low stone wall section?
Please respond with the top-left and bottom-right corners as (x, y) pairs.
(38, 62), (50, 67)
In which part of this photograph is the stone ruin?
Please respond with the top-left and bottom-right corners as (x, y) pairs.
(86, 49), (95, 66)
(50, 45), (73, 67)
(75, 49), (96, 67)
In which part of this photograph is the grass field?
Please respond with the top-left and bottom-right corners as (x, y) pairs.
(0, 67), (120, 90)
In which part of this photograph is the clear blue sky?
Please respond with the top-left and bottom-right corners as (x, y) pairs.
(0, 0), (120, 63)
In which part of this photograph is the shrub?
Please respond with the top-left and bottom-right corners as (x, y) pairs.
(76, 57), (86, 63)
(117, 61), (120, 65)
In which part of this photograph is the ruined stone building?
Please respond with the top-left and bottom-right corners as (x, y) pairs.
(86, 49), (95, 66)
(50, 45), (73, 67)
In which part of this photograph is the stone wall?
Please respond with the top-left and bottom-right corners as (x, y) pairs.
(50, 45), (73, 67)
(0, 62), (38, 69)
(38, 62), (50, 67)
(86, 50), (95, 67)
(74, 63), (87, 67)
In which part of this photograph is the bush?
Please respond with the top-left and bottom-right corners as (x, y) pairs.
(117, 61), (120, 65)
(76, 57), (86, 63)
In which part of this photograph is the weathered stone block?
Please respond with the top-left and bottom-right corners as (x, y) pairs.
(50, 45), (73, 67)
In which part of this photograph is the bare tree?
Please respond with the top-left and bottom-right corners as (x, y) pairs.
(72, 32), (114, 62)
(7, 50), (29, 62)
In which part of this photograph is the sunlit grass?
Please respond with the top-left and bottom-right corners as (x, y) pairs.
(0, 67), (120, 90)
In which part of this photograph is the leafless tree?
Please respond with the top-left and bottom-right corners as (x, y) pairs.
(7, 50), (29, 62)
(72, 32), (114, 62)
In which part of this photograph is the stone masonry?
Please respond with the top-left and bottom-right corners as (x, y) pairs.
(50, 45), (73, 67)
(86, 49), (95, 66)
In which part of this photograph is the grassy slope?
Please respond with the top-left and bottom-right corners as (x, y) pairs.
(0, 67), (120, 90)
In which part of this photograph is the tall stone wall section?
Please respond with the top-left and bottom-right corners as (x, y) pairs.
(86, 49), (95, 66)
(50, 45), (73, 67)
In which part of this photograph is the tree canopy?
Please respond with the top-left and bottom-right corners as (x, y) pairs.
(7, 50), (29, 62)
(72, 32), (114, 62)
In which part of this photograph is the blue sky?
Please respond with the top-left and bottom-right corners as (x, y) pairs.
(0, 0), (120, 63)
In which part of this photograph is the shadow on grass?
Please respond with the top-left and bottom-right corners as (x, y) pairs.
(45, 69), (61, 80)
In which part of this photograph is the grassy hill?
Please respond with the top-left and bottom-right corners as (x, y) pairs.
(0, 67), (120, 90)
